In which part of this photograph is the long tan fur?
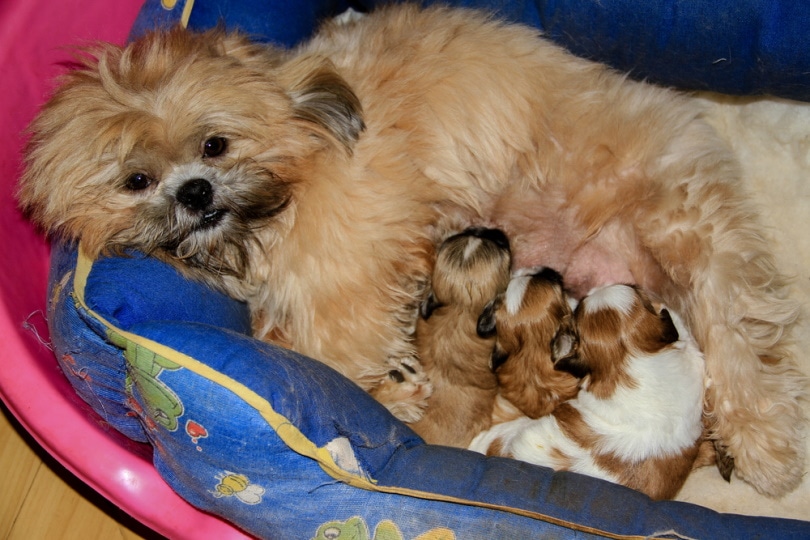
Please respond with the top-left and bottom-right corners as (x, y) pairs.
(18, 5), (805, 495)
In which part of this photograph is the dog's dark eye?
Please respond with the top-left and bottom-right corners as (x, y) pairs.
(203, 137), (227, 158)
(125, 173), (153, 191)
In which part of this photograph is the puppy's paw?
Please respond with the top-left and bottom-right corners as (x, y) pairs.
(370, 357), (433, 423)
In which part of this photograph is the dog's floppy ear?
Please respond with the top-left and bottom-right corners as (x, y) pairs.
(419, 290), (443, 320)
(633, 305), (681, 354)
(477, 298), (500, 338)
(552, 317), (587, 377)
(279, 55), (365, 152)
(551, 319), (578, 364)
(658, 308), (680, 345)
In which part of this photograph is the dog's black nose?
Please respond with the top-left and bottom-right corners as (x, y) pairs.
(462, 227), (510, 250)
(176, 178), (213, 211)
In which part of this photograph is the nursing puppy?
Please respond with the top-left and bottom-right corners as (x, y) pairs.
(469, 285), (705, 500)
(477, 268), (580, 420)
(408, 228), (511, 447)
(18, 5), (805, 494)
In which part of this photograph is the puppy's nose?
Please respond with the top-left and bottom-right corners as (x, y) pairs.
(176, 178), (213, 211)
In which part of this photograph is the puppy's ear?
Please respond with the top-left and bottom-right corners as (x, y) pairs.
(420, 290), (443, 320)
(490, 343), (510, 372)
(551, 321), (578, 364)
(552, 316), (586, 377)
(279, 55), (365, 152)
(658, 309), (679, 345)
(477, 298), (499, 338)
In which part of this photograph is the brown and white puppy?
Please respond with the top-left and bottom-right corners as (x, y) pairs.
(476, 268), (580, 420)
(469, 284), (705, 500)
(18, 5), (805, 493)
(408, 228), (511, 447)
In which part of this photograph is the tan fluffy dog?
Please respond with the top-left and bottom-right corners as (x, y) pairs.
(477, 267), (580, 420)
(409, 228), (511, 447)
(18, 5), (805, 495)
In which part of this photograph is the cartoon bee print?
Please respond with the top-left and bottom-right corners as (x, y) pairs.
(211, 471), (265, 505)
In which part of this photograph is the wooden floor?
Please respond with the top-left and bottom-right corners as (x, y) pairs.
(0, 403), (162, 539)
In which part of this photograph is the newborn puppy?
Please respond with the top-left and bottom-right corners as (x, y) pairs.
(477, 268), (580, 419)
(409, 228), (511, 447)
(470, 284), (705, 500)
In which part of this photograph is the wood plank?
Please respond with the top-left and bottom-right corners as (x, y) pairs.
(0, 405), (160, 539)
(0, 407), (41, 538)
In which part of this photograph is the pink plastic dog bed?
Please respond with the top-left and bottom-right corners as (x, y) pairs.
(0, 0), (247, 536)
(4, 2), (809, 538)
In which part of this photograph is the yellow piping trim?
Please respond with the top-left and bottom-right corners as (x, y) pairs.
(179, 0), (195, 28)
(158, 0), (195, 28)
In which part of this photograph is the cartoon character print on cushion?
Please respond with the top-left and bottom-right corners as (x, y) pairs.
(108, 329), (184, 431)
(210, 471), (266, 505)
(185, 418), (209, 450)
(312, 516), (455, 540)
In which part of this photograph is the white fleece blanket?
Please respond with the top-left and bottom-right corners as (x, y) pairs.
(675, 95), (810, 519)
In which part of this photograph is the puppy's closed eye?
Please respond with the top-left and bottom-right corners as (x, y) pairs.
(490, 344), (509, 372)
(420, 290), (443, 320)
(477, 298), (499, 338)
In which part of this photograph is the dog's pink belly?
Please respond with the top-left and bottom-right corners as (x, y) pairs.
(490, 199), (640, 299)
(512, 230), (636, 299)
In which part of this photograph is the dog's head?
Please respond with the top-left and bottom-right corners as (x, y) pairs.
(557, 284), (679, 399)
(18, 27), (364, 280)
(476, 267), (580, 418)
(420, 228), (511, 320)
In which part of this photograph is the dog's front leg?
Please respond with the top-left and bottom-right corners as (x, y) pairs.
(636, 127), (806, 498)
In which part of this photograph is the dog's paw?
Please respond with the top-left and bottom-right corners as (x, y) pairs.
(710, 378), (806, 497)
(724, 417), (806, 497)
(370, 357), (433, 423)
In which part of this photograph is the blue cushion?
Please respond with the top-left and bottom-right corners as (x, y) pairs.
(525, 0), (810, 101)
(47, 1), (810, 537)
(49, 242), (810, 538)
(132, 0), (810, 100)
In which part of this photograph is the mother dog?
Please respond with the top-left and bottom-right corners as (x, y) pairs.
(19, 5), (805, 496)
